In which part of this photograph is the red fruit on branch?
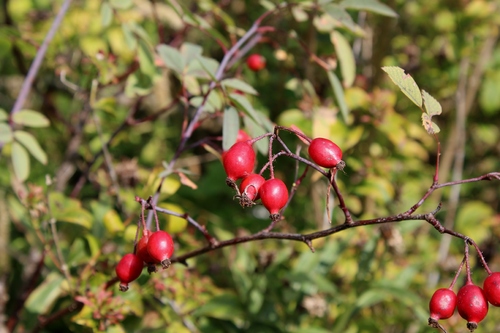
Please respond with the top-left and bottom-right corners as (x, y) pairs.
(246, 54), (266, 71)
(259, 178), (289, 220)
(457, 282), (489, 332)
(308, 138), (345, 170)
(483, 272), (500, 306)
(236, 129), (252, 143)
(147, 230), (175, 269)
(222, 141), (256, 182)
(428, 288), (457, 326)
(115, 253), (144, 292)
(136, 229), (158, 273)
(239, 173), (266, 207)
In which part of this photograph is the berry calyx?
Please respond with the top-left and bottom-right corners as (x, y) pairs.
(483, 272), (500, 306)
(147, 230), (175, 269)
(258, 178), (289, 221)
(136, 229), (158, 273)
(239, 173), (266, 207)
(115, 253), (144, 292)
(236, 129), (252, 143)
(457, 282), (489, 332)
(222, 141), (256, 184)
(308, 138), (345, 170)
(428, 288), (457, 328)
(246, 54), (266, 71)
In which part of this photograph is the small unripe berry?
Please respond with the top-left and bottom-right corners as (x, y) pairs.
(483, 272), (500, 306)
(115, 253), (144, 292)
(246, 54), (266, 71)
(308, 138), (345, 170)
(457, 282), (489, 332)
(222, 141), (256, 182)
(259, 178), (289, 220)
(147, 230), (175, 269)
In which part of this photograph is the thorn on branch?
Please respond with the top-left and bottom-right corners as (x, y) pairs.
(304, 238), (315, 253)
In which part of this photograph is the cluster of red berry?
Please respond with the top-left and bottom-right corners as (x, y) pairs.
(115, 207), (175, 292)
(428, 245), (500, 332)
(222, 129), (344, 222)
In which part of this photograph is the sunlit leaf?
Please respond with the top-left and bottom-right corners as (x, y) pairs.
(180, 42), (203, 66)
(223, 106), (239, 151)
(25, 272), (65, 314)
(331, 31), (355, 88)
(159, 203), (187, 234)
(382, 66), (422, 107)
(327, 71), (349, 122)
(100, 2), (113, 27)
(0, 108), (8, 121)
(221, 78), (258, 95)
(138, 40), (157, 77)
(229, 93), (262, 126)
(12, 141), (30, 182)
(0, 123), (13, 143)
(422, 90), (442, 116)
(195, 55), (219, 80)
(12, 109), (50, 127)
(14, 130), (47, 165)
(341, 0), (398, 18)
(103, 209), (125, 234)
(157, 44), (184, 74)
(110, 0), (133, 9)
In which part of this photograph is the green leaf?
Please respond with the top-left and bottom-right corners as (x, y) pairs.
(195, 55), (219, 80)
(221, 78), (258, 95)
(193, 293), (245, 320)
(421, 113), (440, 134)
(327, 71), (350, 122)
(382, 66), (422, 107)
(14, 130), (47, 165)
(180, 42), (203, 67)
(229, 93), (262, 126)
(25, 272), (65, 314)
(323, 4), (357, 32)
(331, 31), (356, 88)
(12, 141), (30, 182)
(222, 106), (239, 151)
(12, 110), (50, 127)
(341, 0), (398, 18)
(0, 108), (8, 121)
(49, 192), (94, 229)
(103, 209), (125, 234)
(244, 116), (268, 155)
(100, 2), (113, 27)
(121, 23), (137, 51)
(157, 44), (184, 74)
(0, 123), (13, 143)
(138, 40), (157, 77)
(110, 0), (133, 9)
(422, 90), (442, 116)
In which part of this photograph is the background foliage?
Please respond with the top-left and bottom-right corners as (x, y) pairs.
(1, 0), (500, 332)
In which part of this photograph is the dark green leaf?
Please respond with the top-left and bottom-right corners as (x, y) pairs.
(193, 294), (245, 320)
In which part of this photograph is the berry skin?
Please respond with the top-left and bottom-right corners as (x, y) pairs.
(136, 229), (158, 273)
(246, 54), (266, 72)
(457, 282), (489, 332)
(222, 141), (256, 182)
(428, 288), (457, 325)
(258, 178), (289, 220)
(236, 129), (252, 143)
(239, 173), (266, 207)
(308, 138), (345, 170)
(483, 272), (500, 306)
(115, 253), (144, 292)
(147, 230), (175, 269)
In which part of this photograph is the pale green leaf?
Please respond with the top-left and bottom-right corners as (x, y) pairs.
(100, 2), (113, 27)
(14, 130), (47, 164)
(341, 0), (398, 18)
(323, 4), (357, 32)
(122, 23), (137, 50)
(229, 93), (262, 126)
(110, 0), (133, 9)
(331, 31), (356, 88)
(12, 141), (30, 182)
(222, 106), (240, 151)
(422, 90), (442, 116)
(382, 66), (422, 107)
(244, 116), (268, 155)
(180, 42), (203, 67)
(25, 273), (65, 314)
(157, 44), (184, 74)
(12, 110), (50, 127)
(221, 78), (258, 95)
(0, 108), (8, 121)
(103, 209), (125, 234)
(138, 40), (157, 76)
(195, 55), (219, 80)
(0, 123), (13, 143)
(327, 71), (349, 121)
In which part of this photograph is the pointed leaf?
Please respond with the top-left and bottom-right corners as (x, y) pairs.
(14, 130), (47, 165)
(195, 55), (219, 80)
(323, 4), (358, 32)
(157, 44), (184, 74)
(221, 78), (258, 95)
(25, 273), (65, 314)
(327, 71), (349, 121)
(382, 66), (422, 107)
(244, 116), (268, 155)
(0, 108), (8, 121)
(331, 31), (356, 87)
(180, 42), (203, 67)
(12, 141), (30, 182)
(341, 0), (398, 18)
(0, 123), (13, 143)
(229, 93), (262, 126)
(422, 90), (442, 116)
(178, 172), (198, 190)
(222, 106), (240, 151)
(12, 110), (50, 127)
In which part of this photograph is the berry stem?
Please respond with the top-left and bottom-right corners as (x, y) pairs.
(274, 125), (312, 144)
(449, 255), (466, 289)
(464, 241), (472, 284)
(268, 135), (276, 179)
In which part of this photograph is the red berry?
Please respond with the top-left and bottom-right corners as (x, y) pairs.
(236, 129), (252, 143)
(222, 141), (256, 182)
(258, 178), (289, 218)
(457, 282), (489, 331)
(136, 229), (158, 273)
(308, 138), (345, 169)
(239, 173), (266, 201)
(115, 253), (143, 292)
(147, 230), (175, 269)
(483, 272), (500, 306)
(429, 288), (457, 321)
(246, 54), (266, 71)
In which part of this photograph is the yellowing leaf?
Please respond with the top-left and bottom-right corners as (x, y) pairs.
(421, 113), (440, 134)
(159, 203), (187, 233)
(178, 172), (198, 190)
(103, 209), (125, 234)
(331, 31), (356, 88)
